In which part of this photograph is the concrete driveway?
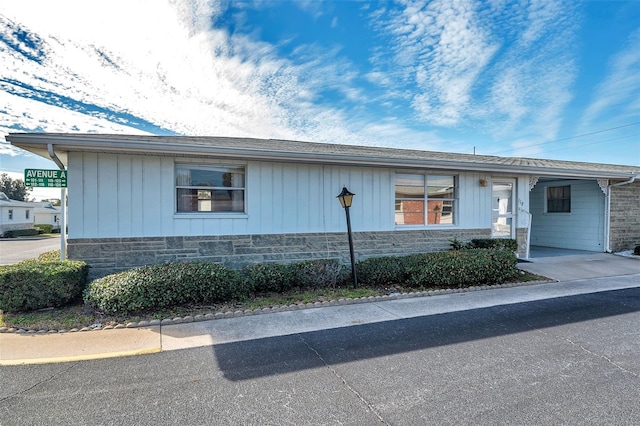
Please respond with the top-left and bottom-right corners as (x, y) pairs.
(517, 251), (640, 281)
(0, 236), (63, 265)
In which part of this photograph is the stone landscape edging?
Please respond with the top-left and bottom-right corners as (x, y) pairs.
(0, 280), (552, 335)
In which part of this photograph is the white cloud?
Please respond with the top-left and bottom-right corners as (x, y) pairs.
(581, 27), (640, 125)
(376, 0), (500, 126)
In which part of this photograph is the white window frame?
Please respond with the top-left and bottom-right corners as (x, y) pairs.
(175, 163), (247, 215)
(395, 173), (457, 227)
(546, 184), (571, 214)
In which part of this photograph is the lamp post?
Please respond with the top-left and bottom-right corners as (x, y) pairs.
(337, 186), (358, 288)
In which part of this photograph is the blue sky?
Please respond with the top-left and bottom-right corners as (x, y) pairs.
(1, 0), (639, 199)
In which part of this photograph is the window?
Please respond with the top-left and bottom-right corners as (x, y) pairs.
(25, 210), (30, 219)
(8, 209), (13, 220)
(547, 185), (570, 213)
(395, 174), (456, 225)
(176, 165), (245, 213)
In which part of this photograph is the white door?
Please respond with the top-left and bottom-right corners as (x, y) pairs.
(492, 180), (515, 238)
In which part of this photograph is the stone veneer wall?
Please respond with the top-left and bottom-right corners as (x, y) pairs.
(609, 180), (640, 252)
(516, 228), (528, 258)
(68, 228), (492, 279)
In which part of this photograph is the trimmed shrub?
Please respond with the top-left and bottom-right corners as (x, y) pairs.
(404, 249), (518, 289)
(84, 262), (240, 314)
(35, 224), (54, 234)
(292, 259), (343, 289)
(470, 238), (518, 251)
(0, 260), (88, 312)
(37, 250), (65, 262)
(3, 229), (40, 238)
(356, 256), (407, 286)
(241, 263), (296, 293)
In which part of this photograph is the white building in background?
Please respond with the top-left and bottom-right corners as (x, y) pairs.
(33, 202), (62, 231)
(0, 192), (35, 237)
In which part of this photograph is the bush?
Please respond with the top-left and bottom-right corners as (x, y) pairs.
(357, 256), (407, 286)
(291, 259), (344, 289)
(634, 245), (640, 256)
(3, 229), (40, 238)
(0, 260), (88, 312)
(470, 238), (518, 251)
(404, 249), (518, 288)
(37, 250), (65, 262)
(35, 224), (54, 234)
(84, 262), (241, 314)
(241, 263), (296, 293)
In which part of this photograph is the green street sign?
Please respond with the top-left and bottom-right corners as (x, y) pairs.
(24, 169), (68, 188)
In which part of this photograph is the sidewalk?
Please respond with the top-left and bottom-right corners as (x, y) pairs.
(3, 266), (639, 365)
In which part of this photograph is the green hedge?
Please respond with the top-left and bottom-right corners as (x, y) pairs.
(37, 250), (65, 262)
(2, 229), (40, 238)
(241, 263), (295, 293)
(35, 224), (54, 234)
(83, 249), (518, 314)
(356, 256), (407, 286)
(357, 249), (518, 288)
(0, 260), (88, 312)
(470, 238), (518, 251)
(404, 249), (518, 288)
(84, 262), (241, 313)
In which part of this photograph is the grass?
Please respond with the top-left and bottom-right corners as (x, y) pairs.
(0, 269), (547, 331)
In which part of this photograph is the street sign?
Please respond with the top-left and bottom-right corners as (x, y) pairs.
(24, 169), (67, 188)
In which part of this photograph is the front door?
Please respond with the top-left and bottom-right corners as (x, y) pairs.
(492, 180), (515, 238)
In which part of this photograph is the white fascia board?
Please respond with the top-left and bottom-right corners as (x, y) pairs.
(7, 133), (637, 180)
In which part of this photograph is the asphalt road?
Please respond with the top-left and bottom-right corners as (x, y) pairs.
(0, 236), (63, 265)
(1, 284), (639, 425)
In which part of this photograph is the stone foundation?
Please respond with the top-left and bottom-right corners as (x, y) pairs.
(68, 228), (492, 278)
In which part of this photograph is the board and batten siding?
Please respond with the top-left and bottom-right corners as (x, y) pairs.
(529, 179), (605, 251)
(68, 152), (503, 239)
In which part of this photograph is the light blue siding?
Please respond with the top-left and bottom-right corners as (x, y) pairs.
(68, 152), (511, 239)
(529, 180), (605, 251)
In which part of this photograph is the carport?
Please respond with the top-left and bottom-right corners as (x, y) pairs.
(528, 178), (606, 253)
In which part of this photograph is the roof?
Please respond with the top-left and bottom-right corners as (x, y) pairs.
(0, 192), (33, 208)
(6, 132), (640, 180)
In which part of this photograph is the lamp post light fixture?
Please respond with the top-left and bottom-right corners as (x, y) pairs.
(337, 186), (358, 288)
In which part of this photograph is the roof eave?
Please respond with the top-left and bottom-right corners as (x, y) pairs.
(6, 133), (637, 180)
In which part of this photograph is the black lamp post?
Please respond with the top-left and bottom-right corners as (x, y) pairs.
(337, 186), (358, 288)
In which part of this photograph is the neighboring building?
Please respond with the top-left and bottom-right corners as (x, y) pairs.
(33, 202), (62, 231)
(7, 133), (640, 277)
(0, 192), (35, 237)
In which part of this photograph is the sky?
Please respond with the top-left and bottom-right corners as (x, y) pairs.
(1, 0), (639, 200)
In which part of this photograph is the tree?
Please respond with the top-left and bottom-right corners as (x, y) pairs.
(0, 173), (33, 201)
(41, 198), (62, 206)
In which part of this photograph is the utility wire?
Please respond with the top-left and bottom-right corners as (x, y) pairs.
(495, 121), (640, 155)
(538, 134), (637, 155)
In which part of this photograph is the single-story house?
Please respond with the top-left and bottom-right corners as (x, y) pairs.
(7, 133), (640, 277)
(0, 192), (35, 237)
(33, 202), (62, 231)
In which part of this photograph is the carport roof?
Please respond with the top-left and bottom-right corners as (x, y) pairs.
(6, 132), (640, 180)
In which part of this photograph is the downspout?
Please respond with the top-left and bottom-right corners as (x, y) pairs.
(605, 174), (639, 253)
(47, 144), (66, 261)
(47, 144), (65, 170)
